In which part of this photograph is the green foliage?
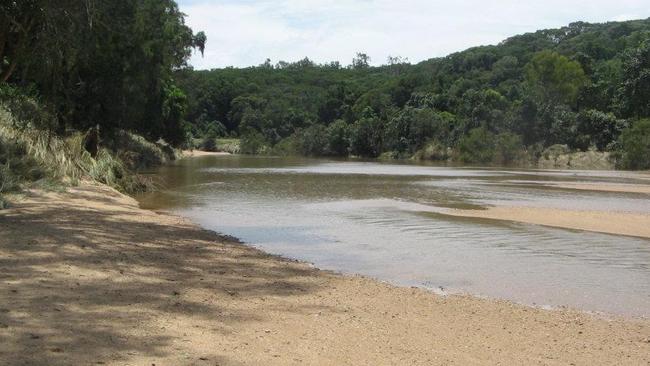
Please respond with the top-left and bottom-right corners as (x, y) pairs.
(617, 119), (650, 169)
(525, 51), (587, 105)
(457, 127), (496, 164)
(0, 131), (44, 193)
(457, 128), (525, 165)
(200, 137), (217, 152)
(574, 110), (627, 151)
(240, 132), (268, 155)
(494, 132), (525, 165)
(326, 120), (351, 156)
(3, 0), (205, 146)
(296, 125), (328, 156)
(349, 111), (384, 157)
(412, 140), (449, 161)
(384, 107), (454, 153)
(109, 131), (177, 170)
(616, 41), (650, 118)
(176, 19), (650, 168)
(215, 139), (241, 154)
(0, 104), (154, 194)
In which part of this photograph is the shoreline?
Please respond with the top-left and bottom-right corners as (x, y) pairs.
(181, 150), (232, 158)
(1, 183), (649, 365)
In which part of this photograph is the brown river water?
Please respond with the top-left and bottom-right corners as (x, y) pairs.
(137, 155), (650, 317)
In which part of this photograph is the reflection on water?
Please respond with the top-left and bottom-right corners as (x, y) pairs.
(138, 155), (650, 317)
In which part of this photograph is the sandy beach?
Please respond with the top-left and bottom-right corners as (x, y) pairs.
(1, 183), (649, 365)
(182, 150), (231, 158)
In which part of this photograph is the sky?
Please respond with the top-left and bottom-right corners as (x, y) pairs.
(177, 0), (650, 70)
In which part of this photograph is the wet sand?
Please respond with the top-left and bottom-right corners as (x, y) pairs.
(1, 183), (649, 365)
(448, 206), (650, 239)
(546, 181), (650, 194)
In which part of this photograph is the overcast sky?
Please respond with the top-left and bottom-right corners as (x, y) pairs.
(177, 0), (650, 70)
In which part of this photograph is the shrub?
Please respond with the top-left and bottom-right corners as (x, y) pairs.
(200, 137), (217, 151)
(273, 135), (300, 156)
(215, 139), (240, 154)
(412, 140), (449, 161)
(108, 130), (176, 170)
(326, 120), (350, 156)
(240, 131), (268, 154)
(457, 127), (496, 164)
(494, 132), (525, 165)
(617, 119), (650, 170)
(574, 110), (628, 151)
(296, 125), (328, 156)
(349, 115), (383, 157)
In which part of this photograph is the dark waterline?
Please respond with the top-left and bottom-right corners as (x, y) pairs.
(137, 155), (650, 317)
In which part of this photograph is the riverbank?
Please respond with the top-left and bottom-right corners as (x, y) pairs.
(182, 150), (232, 158)
(1, 183), (649, 365)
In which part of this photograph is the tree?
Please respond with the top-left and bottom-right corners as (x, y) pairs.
(616, 41), (650, 119)
(525, 50), (587, 106)
(349, 109), (383, 157)
(296, 125), (327, 156)
(173, 18), (650, 161)
(617, 119), (650, 169)
(326, 120), (350, 156)
(352, 53), (371, 69)
(0, 0), (41, 81)
(387, 55), (410, 76)
(574, 110), (627, 151)
(3, 0), (205, 145)
(457, 127), (495, 164)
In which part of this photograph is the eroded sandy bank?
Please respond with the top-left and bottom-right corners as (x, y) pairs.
(0, 183), (648, 365)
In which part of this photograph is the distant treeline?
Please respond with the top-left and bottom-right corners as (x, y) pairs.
(177, 19), (650, 169)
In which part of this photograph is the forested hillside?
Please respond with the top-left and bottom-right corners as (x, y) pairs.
(178, 19), (650, 168)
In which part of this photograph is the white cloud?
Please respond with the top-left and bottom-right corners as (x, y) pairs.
(179, 0), (650, 69)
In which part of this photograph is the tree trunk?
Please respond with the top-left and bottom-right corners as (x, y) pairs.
(0, 16), (34, 82)
(0, 22), (7, 64)
(1, 59), (17, 82)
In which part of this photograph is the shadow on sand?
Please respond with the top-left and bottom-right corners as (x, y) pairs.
(0, 187), (328, 365)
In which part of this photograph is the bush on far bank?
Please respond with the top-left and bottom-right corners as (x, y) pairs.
(617, 119), (650, 170)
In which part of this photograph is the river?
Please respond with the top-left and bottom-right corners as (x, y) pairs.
(137, 155), (650, 317)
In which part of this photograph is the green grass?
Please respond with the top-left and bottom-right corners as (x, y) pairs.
(215, 138), (240, 154)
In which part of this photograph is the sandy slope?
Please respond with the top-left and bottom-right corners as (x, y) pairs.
(0, 183), (648, 365)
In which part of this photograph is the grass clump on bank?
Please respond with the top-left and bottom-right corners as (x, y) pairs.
(108, 130), (179, 170)
(0, 103), (164, 205)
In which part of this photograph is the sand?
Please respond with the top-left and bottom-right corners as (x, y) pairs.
(448, 206), (650, 239)
(182, 150), (231, 157)
(546, 182), (650, 194)
(1, 183), (649, 365)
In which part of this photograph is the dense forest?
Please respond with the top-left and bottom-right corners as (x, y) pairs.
(1, 3), (650, 207)
(1, 0), (205, 144)
(178, 18), (650, 168)
(0, 0), (204, 200)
